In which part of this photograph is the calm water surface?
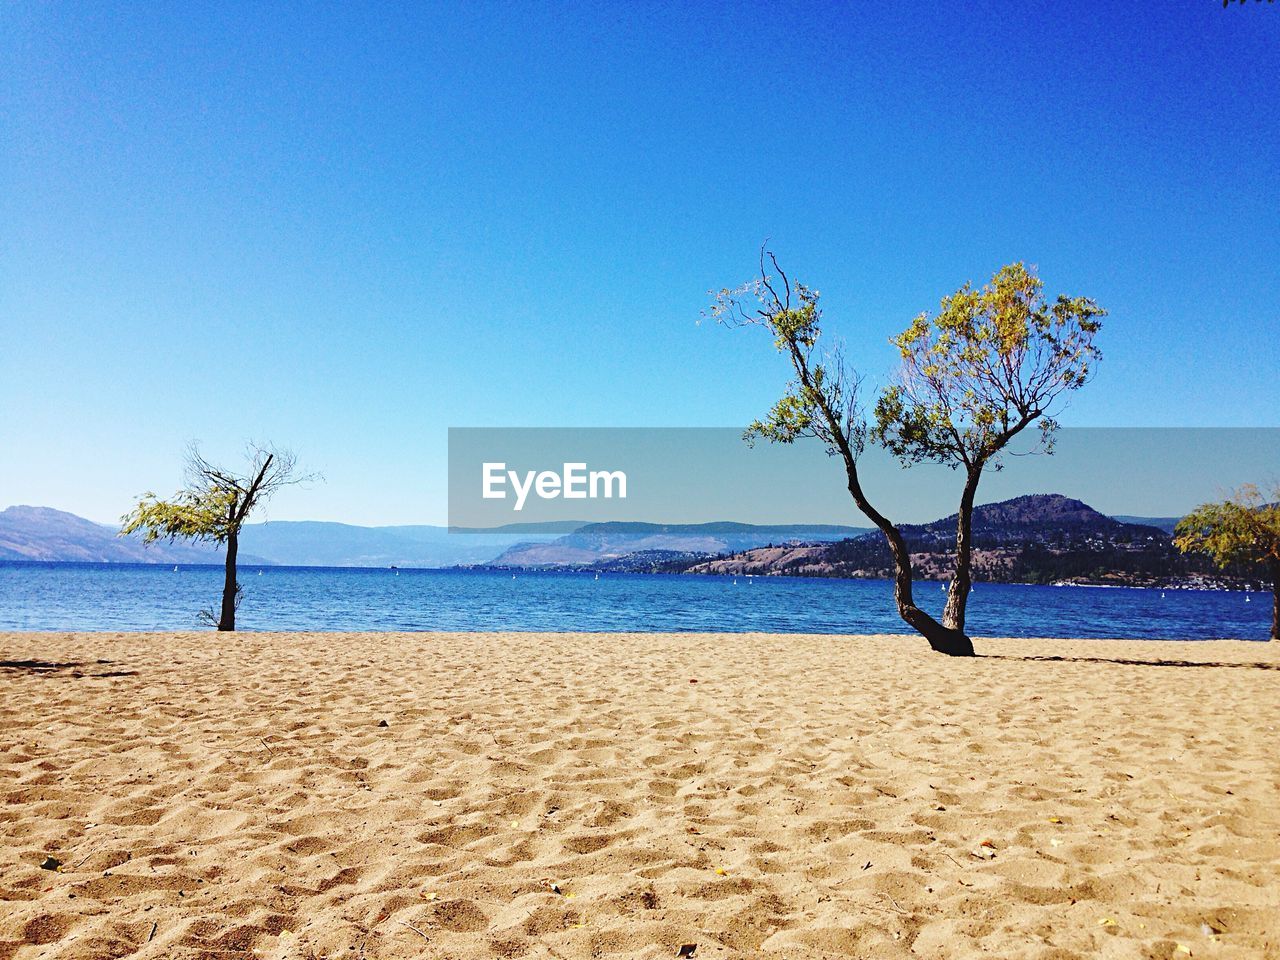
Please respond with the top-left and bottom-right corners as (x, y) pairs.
(0, 562), (1269, 640)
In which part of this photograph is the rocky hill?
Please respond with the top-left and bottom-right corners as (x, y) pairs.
(684, 495), (1260, 589)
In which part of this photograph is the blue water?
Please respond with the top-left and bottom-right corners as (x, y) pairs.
(0, 562), (1269, 640)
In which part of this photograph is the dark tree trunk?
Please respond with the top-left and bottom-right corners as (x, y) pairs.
(791, 334), (979, 656)
(841, 467), (975, 657)
(881, 521), (976, 657)
(943, 465), (983, 634)
(219, 529), (238, 632)
(1270, 559), (1279, 642)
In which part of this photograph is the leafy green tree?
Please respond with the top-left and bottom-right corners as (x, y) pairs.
(873, 262), (1104, 636)
(122, 443), (312, 630)
(1175, 484), (1280, 640)
(710, 253), (1102, 656)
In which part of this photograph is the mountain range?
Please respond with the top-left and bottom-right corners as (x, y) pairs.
(0, 507), (863, 569)
(485, 522), (870, 568)
(0, 506), (555, 567)
(0, 506), (245, 564)
(5, 499), (1245, 589)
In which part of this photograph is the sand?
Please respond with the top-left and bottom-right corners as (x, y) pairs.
(1, 631), (1277, 960)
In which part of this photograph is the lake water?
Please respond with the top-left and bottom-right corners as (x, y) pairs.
(0, 562), (1269, 640)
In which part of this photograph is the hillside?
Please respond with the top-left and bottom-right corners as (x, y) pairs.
(0, 506), (238, 564)
(685, 494), (1260, 589)
(236, 521), (560, 567)
(1113, 515), (1181, 535)
(487, 521), (870, 568)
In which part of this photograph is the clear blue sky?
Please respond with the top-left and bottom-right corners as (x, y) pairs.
(2, 2), (1277, 525)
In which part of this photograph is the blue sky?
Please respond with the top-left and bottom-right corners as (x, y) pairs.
(2, 1), (1277, 525)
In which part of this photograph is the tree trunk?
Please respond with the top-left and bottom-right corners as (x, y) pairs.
(840, 468), (975, 657)
(219, 529), (238, 632)
(801, 347), (975, 656)
(1271, 559), (1279, 642)
(881, 521), (976, 656)
(943, 465), (983, 634)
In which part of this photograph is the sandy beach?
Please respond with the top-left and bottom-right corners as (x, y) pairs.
(1, 631), (1277, 960)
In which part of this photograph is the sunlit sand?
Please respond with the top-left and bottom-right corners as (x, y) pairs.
(1, 631), (1277, 959)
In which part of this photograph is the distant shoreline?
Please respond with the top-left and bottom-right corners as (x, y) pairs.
(0, 556), (1269, 593)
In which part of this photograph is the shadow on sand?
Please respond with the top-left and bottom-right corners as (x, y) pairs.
(0, 659), (137, 677)
(982, 653), (1280, 671)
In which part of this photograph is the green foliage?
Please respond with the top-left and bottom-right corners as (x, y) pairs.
(706, 257), (863, 457)
(1174, 484), (1280, 569)
(121, 488), (238, 544)
(747, 388), (816, 446)
(873, 262), (1104, 469)
(121, 442), (308, 547)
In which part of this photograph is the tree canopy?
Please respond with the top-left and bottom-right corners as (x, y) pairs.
(873, 262), (1104, 470)
(1176, 484), (1280, 640)
(706, 251), (863, 458)
(123, 443), (305, 545)
(1174, 484), (1280, 569)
